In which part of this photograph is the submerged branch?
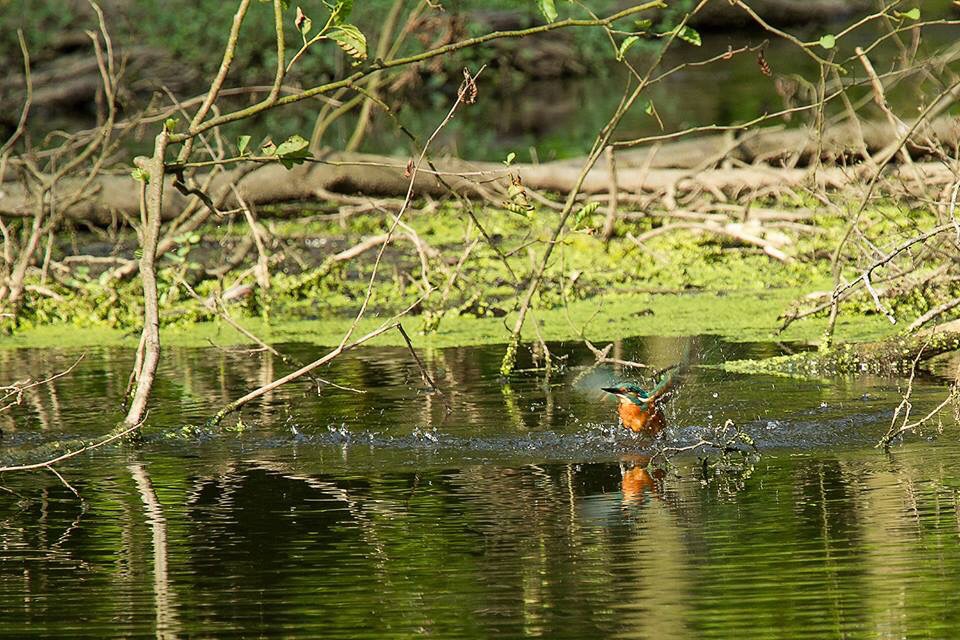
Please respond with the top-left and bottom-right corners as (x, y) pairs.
(726, 320), (960, 377)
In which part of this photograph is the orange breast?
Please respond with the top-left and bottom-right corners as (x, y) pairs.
(617, 401), (665, 435)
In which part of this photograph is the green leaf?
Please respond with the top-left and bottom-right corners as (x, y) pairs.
(295, 6), (312, 41)
(131, 167), (150, 183)
(275, 134), (310, 169)
(503, 152), (516, 167)
(537, 0), (558, 23)
(275, 134), (309, 157)
(261, 139), (277, 155)
(237, 135), (251, 156)
(164, 118), (178, 133)
(896, 7), (920, 20)
(618, 36), (639, 61)
(330, 24), (367, 61)
(574, 201), (600, 228)
(676, 25), (701, 46)
(818, 34), (836, 50)
(643, 100), (654, 116)
(634, 18), (652, 30)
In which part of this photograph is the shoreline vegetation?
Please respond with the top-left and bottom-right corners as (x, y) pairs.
(2, 286), (896, 352)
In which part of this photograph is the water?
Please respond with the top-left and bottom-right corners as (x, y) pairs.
(1, 336), (958, 638)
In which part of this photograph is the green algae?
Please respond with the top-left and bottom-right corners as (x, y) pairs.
(3, 286), (896, 351)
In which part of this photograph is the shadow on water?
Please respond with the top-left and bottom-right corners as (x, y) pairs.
(1, 336), (959, 638)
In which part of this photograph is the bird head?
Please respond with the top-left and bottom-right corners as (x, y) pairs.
(601, 383), (651, 405)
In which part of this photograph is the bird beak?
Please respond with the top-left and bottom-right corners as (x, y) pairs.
(601, 387), (619, 394)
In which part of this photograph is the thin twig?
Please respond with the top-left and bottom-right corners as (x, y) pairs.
(395, 323), (448, 410)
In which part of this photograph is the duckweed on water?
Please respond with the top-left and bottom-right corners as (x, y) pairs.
(4, 287), (895, 351)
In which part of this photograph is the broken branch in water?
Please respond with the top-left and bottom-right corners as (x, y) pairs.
(0, 416), (146, 495)
(583, 339), (650, 370)
(878, 337), (960, 450)
(648, 419), (759, 495)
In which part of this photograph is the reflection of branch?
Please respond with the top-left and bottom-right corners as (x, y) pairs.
(47, 465), (79, 498)
(0, 354), (84, 413)
(247, 460), (395, 561)
(130, 463), (181, 639)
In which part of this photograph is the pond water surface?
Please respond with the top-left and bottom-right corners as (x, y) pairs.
(1, 336), (959, 638)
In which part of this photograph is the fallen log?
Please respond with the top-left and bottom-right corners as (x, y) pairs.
(693, 0), (871, 27)
(608, 117), (960, 169)
(470, 1), (873, 34)
(1, 120), (957, 224)
(724, 319), (960, 377)
(0, 47), (198, 122)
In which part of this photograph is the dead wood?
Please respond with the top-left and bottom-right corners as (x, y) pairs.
(0, 46), (197, 122)
(675, 0), (872, 28)
(630, 220), (793, 262)
(733, 320), (960, 376)
(2, 120), (957, 226)
(470, 1), (871, 37)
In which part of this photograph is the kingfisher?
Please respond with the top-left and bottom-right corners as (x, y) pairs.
(602, 368), (676, 435)
(620, 455), (665, 503)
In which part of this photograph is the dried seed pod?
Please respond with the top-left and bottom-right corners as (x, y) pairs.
(459, 69), (478, 105)
(757, 49), (772, 77)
